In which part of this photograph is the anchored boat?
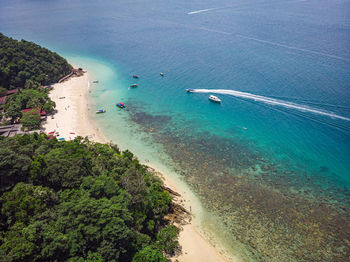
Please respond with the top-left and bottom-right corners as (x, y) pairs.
(130, 84), (138, 88)
(96, 109), (106, 114)
(133, 75), (139, 79)
(116, 103), (126, 108)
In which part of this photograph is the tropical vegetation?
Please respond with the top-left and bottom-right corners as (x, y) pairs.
(0, 134), (179, 261)
(0, 33), (62, 129)
(0, 33), (72, 90)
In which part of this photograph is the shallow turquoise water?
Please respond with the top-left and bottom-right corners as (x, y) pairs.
(1, 0), (350, 259)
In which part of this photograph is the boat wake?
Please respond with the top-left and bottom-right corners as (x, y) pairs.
(192, 89), (350, 122)
(188, 8), (219, 15)
(236, 34), (350, 63)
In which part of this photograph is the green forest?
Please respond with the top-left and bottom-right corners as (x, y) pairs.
(0, 33), (67, 129)
(0, 33), (72, 90)
(0, 134), (179, 261)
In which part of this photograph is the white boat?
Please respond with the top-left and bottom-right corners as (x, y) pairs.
(209, 95), (221, 103)
(96, 109), (106, 114)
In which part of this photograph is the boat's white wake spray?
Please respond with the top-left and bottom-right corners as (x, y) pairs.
(192, 89), (350, 122)
(187, 8), (219, 15)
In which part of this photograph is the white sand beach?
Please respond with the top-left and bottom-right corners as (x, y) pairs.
(178, 224), (228, 262)
(42, 72), (232, 262)
(42, 73), (107, 143)
(163, 175), (231, 262)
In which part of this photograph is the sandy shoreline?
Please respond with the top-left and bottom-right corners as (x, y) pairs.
(42, 72), (107, 144)
(42, 72), (233, 262)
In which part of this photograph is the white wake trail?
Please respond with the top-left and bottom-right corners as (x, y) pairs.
(236, 34), (350, 62)
(193, 89), (350, 122)
(188, 8), (218, 15)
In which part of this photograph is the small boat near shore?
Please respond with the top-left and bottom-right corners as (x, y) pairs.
(130, 84), (138, 88)
(116, 103), (126, 108)
(93, 80), (99, 83)
(96, 109), (106, 114)
(133, 75), (139, 79)
(209, 95), (221, 103)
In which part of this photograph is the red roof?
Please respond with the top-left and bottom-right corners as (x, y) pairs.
(21, 108), (47, 116)
(6, 89), (18, 95)
(0, 89), (18, 98)
(0, 96), (6, 105)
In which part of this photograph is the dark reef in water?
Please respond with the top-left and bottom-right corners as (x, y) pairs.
(128, 108), (350, 262)
(130, 111), (172, 128)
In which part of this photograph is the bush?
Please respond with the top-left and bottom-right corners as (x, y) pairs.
(0, 86), (7, 96)
(132, 246), (167, 262)
(21, 110), (41, 130)
(156, 225), (180, 255)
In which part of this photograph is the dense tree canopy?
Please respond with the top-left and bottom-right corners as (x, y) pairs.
(20, 110), (42, 130)
(0, 134), (179, 261)
(0, 87), (7, 97)
(0, 33), (72, 90)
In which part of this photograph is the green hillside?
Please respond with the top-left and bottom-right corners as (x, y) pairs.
(0, 33), (72, 90)
(0, 134), (179, 261)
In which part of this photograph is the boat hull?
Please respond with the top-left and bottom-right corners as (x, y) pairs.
(209, 95), (221, 103)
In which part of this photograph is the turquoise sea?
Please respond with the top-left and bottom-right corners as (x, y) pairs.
(1, 0), (350, 260)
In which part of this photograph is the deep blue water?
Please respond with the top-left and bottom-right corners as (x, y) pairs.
(1, 0), (350, 259)
(1, 0), (349, 185)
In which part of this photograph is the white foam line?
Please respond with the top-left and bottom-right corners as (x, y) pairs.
(164, 20), (232, 35)
(193, 89), (350, 121)
(236, 34), (350, 62)
(194, 25), (231, 35)
(188, 8), (218, 15)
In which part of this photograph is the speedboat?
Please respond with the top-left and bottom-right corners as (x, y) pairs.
(96, 109), (106, 114)
(130, 84), (138, 88)
(209, 95), (221, 103)
(186, 88), (195, 92)
(116, 103), (126, 108)
(133, 75), (139, 79)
